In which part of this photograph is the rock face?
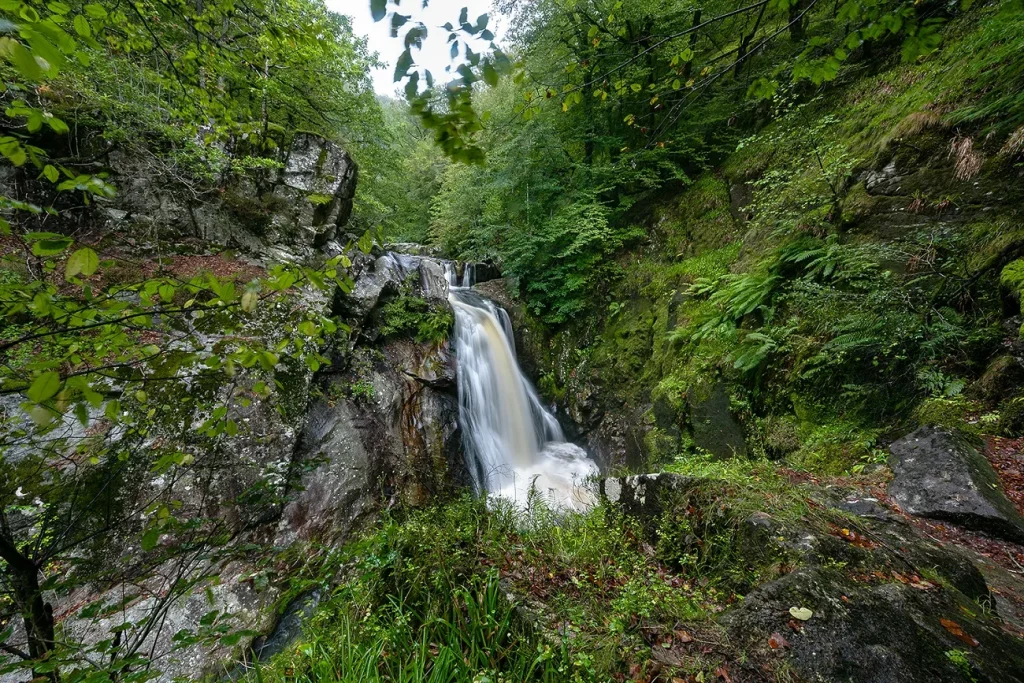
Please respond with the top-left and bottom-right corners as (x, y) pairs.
(2, 131), (357, 262)
(688, 382), (747, 459)
(0, 253), (465, 683)
(889, 425), (1024, 542)
(725, 565), (1024, 683)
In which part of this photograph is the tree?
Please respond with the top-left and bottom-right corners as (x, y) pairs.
(0, 0), (367, 677)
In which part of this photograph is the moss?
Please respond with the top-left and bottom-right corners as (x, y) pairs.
(997, 397), (1024, 437)
(642, 425), (680, 465)
(1000, 258), (1024, 296)
(913, 396), (986, 436)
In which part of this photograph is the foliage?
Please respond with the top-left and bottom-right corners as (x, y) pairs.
(0, 0), (379, 677)
(254, 484), (821, 682)
(378, 287), (454, 345)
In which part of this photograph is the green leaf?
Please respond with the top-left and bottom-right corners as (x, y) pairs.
(65, 247), (98, 279)
(370, 0), (387, 22)
(83, 3), (107, 18)
(394, 48), (413, 81)
(482, 62), (498, 87)
(31, 235), (73, 256)
(141, 526), (160, 551)
(9, 41), (43, 81)
(73, 15), (90, 38)
(42, 164), (59, 182)
(28, 371), (62, 402)
(240, 290), (258, 312)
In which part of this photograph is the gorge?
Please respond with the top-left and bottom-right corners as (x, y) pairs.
(2, 0), (1024, 681)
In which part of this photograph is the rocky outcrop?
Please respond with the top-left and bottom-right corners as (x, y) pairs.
(1, 131), (357, 264)
(596, 472), (1024, 683)
(0, 253), (465, 683)
(104, 132), (357, 259)
(889, 425), (1024, 542)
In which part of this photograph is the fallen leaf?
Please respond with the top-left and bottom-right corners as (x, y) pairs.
(940, 618), (980, 647)
(674, 630), (694, 643)
(788, 619), (804, 633)
(768, 632), (790, 649)
(715, 666), (733, 682)
(789, 606), (813, 621)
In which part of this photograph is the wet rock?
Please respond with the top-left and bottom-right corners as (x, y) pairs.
(277, 398), (372, 544)
(836, 495), (892, 519)
(597, 472), (700, 518)
(86, 133), (356, 260)
(888, 426), (1024, 542)
(248, 590), (322, 665)
(723, 565), (1024, 683)
(863, 159), (908, 195)
(339, 253), (404, 318)
(466, 261), (501, 285)
(367, 337), (465, 506)
(384, 242), (444, 257)
(64, 565), (278, 683)
(689, 383), (747, 459)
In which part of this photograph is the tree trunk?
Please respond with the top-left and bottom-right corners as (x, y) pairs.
(0, 534), (57, 681)
(682, 9), (702, 81)
(735, 3), (768, 77)
(789, 0), (807, 41)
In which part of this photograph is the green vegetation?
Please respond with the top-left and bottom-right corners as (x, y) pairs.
(4, 0), (1024, 679)
(251, 478), (832, 682)
(378, 278), (455, 344)
(398, 0), (1024, 477)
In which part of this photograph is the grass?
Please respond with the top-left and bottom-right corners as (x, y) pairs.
(248, 465), (840, 683)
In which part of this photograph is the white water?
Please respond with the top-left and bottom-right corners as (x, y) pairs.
(445, 264), (598, 510)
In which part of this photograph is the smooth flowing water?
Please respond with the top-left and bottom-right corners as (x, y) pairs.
(445, 264), (598, 510)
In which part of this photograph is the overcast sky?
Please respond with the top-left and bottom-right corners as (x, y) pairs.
(330, 0), (507, 96)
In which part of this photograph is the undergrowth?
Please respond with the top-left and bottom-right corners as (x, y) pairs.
(248, 472), (830, 682)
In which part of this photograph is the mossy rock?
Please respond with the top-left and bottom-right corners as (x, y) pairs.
(1001, 258), (1024, 299)
(688, 382), (748, 459)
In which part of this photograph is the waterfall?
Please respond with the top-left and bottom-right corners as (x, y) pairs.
(447, 282), (597, 510)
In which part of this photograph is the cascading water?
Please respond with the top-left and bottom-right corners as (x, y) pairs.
(445, 262), (598, 510)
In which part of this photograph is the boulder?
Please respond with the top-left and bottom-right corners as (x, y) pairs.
(888, 425), (1024, 542)
(974, 354), (1024, 401)
(597, 472), (700, 518)
(723, 565), (1024, 683)
(334, 252), (451, 321)
(594, 470), (1024, 683)
(276, 398), (372, 545)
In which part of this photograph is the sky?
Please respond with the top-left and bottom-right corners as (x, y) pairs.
(330, 0), (507, 96)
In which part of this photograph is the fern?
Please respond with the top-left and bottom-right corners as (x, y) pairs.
(778, 235), (879, 281)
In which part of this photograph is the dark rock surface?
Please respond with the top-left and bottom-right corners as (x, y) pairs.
(889, 426), (1024, 542)
(689, 382), (747, 459)
(597, 471), (1024, 683)
(1, 131), (358, 263)
(724, 565), (1024, 683)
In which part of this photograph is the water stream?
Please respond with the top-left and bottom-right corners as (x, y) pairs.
(444, 263), (598, 510)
